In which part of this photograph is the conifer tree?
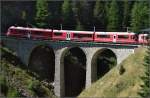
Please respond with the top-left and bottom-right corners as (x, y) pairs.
(72, 0), (84, 30)
(81, 0), (92, 29)
(73, 0), (92, 30)
(21, 11), (26, 22)
(19, 10), (27, 26)
(35, 0), (49, 28)
(122, 0), (130, 29)
(106, 0), (119, 31)
(62, 0), (75, 29)
(76, 21), (84, 31)
(139, 42), (150, 97)
(93, 0), (106, 30)
(131, 2), (149, 33)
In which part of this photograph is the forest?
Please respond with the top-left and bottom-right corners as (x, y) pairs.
(1, 0), (150, 33)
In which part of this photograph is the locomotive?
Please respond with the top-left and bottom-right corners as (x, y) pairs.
(6, 26), (149, 44)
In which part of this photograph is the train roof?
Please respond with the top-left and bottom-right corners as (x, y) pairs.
(95, 32), (135, 35)
(53, 30), (94, 34)
(53, 29), (136, 34)
(69, 30), (94, 34)
(9, 26), (52, 32)
(9, 26), (136, 35)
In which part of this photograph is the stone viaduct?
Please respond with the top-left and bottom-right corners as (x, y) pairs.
(1, 36), (138, 97)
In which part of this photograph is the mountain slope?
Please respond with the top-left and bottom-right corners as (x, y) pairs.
(0, 47), (55, 97)
(79, 47), (146, 97)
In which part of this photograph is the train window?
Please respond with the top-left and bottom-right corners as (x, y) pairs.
(142, 36), (148, 40)
(9, 29), (15, 33)
(12, 29), (17, 33)
(146, 36), (149, 40)
(33, 31), (42, 35)
(54, 32), (62, 36)
(83, 34), (92, 38)
(97, 35), (110, 38)
(74, 33), (92, 38)
(10, 29), (13, 32)
(141, 36), (144, 39)
(131, 35), (134, 39)
(16, 30), (27, 34)
(15, 30), (19, 33)
(74, 34), (79, 37)
(118, 35), (129, 39)
(131, 35), (137, 40)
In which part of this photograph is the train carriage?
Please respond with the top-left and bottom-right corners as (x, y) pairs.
(7, 26), (53, 40)
(138, 34), (149, 44)
(7, 26), (28, 38)
(94, 32), (114, 43)
(94, 32), (138, 44)
(71, 31), (93, 42)
(115, 32), (137, 44)
(29, 28), (53, 40)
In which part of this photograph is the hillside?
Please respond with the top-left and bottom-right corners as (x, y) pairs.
(79, 47), (146, 97)
(0, 47), (56, 97)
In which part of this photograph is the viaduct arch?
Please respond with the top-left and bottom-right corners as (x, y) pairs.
(91, 48), (117, 82)
(28, 45), (55, 82)
(60, 47), (86, 97)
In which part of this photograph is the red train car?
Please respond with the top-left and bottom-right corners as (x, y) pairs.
(115, 32), (137, 44)
(94, 32), (137, 43)
(94, 32), (114, 43)
(7, 26), (53, 40)
(70, 31), (93, 41)
(138, 34), (149, 44)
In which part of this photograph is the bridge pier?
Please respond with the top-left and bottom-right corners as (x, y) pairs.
(83, 48), (99, 88)
(54, 48), (67, 97)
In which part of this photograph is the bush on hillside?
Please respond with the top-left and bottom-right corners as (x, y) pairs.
(7, 87), (21, 97)
(0, 75), (8, 96)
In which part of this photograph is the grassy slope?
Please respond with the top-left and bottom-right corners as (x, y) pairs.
(79, 47), (146, 97)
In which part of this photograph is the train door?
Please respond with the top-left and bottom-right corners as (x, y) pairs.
(66, 32), (71, 40)
(27, 31), (31, 38)
(113, 34), (116, 43)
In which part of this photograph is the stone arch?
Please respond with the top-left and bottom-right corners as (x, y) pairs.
(60, 46), (86, 97)
(91, 48), (117, 82)
(28, 45), (55, 82)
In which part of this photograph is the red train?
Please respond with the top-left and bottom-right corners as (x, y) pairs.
(6, 26), (149, 44)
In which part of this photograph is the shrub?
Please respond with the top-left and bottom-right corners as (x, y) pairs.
(118, 65), (125, 75)
(0, 75), (8, 96)
(7, 88), (21, 98)
(28, 80), (40, 91)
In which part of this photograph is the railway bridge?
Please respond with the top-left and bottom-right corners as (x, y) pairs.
(1, 36), (139, 97)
